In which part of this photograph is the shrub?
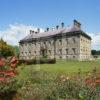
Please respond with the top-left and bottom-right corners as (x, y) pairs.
(18, 70), (99, 100)
(18, 58), (56, 65)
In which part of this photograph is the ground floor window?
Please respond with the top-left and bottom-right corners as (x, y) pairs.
(73, 56), (75, 59)
(59, 56), (62, 59)
(66, 56), (68, 59)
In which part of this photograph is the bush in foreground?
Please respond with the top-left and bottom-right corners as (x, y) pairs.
(18, 70), (99, 100)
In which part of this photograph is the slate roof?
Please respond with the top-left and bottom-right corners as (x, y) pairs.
(20, 24), (91, 43)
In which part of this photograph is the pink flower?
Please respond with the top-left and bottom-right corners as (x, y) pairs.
(4, 70), (15, 77)
(0, 77), (6, 81)
(10, 56), (18, 69)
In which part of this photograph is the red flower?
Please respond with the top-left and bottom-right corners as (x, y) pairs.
(10, 56), (18, 69)
(0, 77), (6, 81)
(4, 70), (15, 77)
(96, 77), (100, 83)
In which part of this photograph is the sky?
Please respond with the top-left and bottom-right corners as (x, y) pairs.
(0, 0), (100, 50)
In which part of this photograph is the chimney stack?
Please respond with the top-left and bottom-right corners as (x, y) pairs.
(47, 27), (49, 31)
(32, 31), (34, 33)
(37, 28), (40, 33)
(30, 30), (32, 34)
(74, 20), (81, 28)
(61, 22), (64, 28)
(35, 32), (37, 34)
(56, 25), (59, 30)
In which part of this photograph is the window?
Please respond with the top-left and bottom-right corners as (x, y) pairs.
(34, 42), (36, 46)
(29, 51), (31, 54)
(21, 44), (23, 47)
(49, 41), (51, 45)
(39, 51), (41, 55)
(59, 49), (62, 54)
(73, 56), (75, 59)
(34, 51), (36, 54)
(59, 39), (62, 45)
(66, 56), (68, 59)
(44, 42), (46, 44)
(59, 56), (62, 59)
(66, 39), (68, 45)
(25, 52), (27, 55)
(49, 50), (51, 55)
(72, 48), (76, 54)
(66, 49), (68, 54)
(29, 43), (31, 46)
(73, 38), (76, 43)
(25, 44), (27, 46)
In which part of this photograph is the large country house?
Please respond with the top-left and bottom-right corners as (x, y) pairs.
(19, 20), (91, 61)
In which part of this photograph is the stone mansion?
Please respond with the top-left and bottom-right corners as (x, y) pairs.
(19, 20), (91, 61)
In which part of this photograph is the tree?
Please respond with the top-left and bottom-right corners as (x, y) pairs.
(14, 46), (19, 56)
(0, 38), (15, 57)
(91, 50), (100, 55)
(91, 50), (97, 55)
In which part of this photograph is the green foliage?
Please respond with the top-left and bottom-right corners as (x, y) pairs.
(0, 77), (20, 94)
(0, 38), (15, 57)
(19, 60), (100, 74)
(18, 58), (56, 65)
(14, 46), (19, 56)
(91, 50), (100, 55)
(0, 60), (99, 99)
(18, 70), (99, 100)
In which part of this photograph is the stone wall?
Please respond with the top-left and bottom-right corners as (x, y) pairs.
(19, 33), (91, 61)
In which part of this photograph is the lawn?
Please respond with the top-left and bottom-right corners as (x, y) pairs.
(18, 60), (100, 78)
(15, 60), (100, 99)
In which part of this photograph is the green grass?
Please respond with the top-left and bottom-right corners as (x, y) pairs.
(17, 60), (100, 77)
(16, 60), (100, 99)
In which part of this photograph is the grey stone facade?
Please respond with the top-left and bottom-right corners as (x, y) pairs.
(19, 20), (91, 61)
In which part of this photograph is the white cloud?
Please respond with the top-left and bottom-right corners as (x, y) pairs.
(89, 33), (100, 50)
(0, 23), (44, 46)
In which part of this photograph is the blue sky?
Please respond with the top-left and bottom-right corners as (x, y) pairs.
(0, 0), (100, 49)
